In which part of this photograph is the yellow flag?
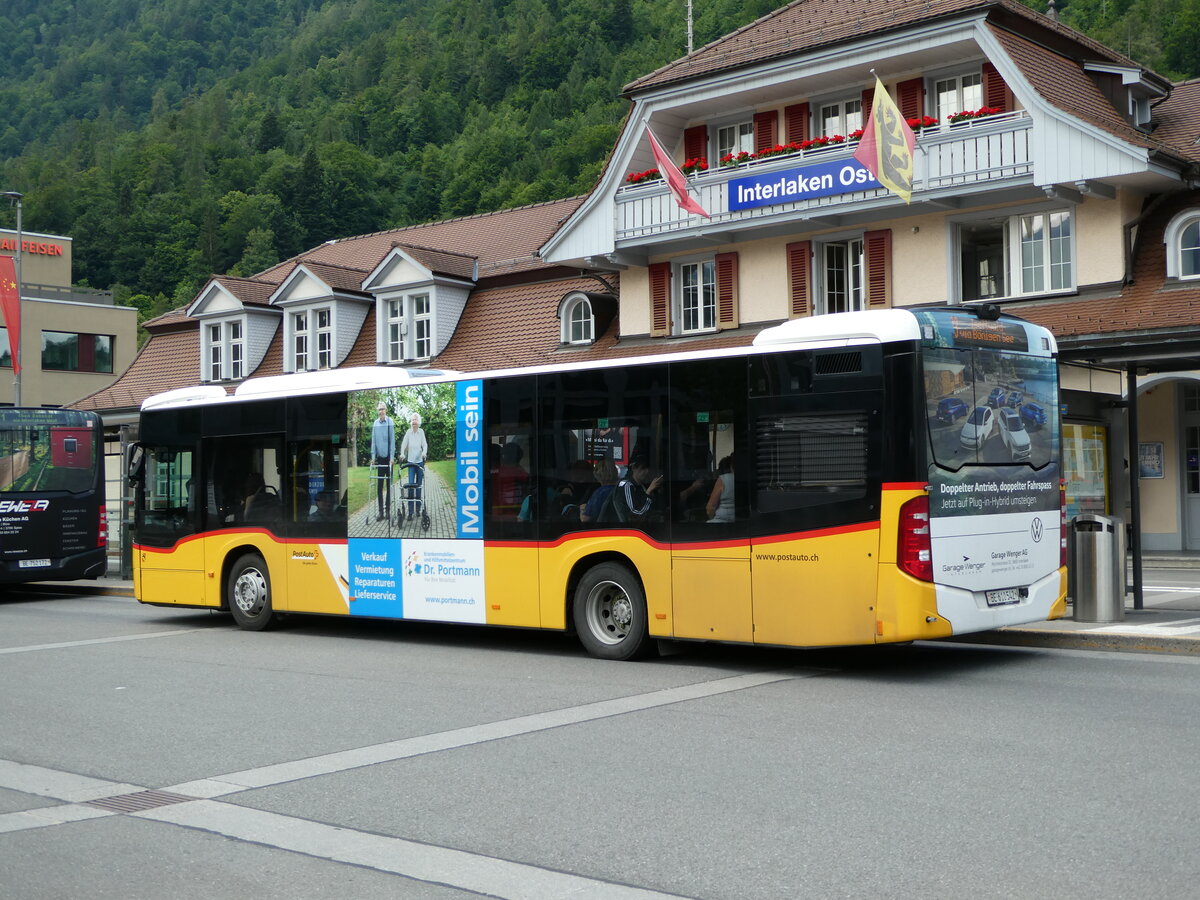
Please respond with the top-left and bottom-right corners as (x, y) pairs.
(853, 76), (917, 204)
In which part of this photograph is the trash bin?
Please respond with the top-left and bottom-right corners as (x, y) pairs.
(1068, 513), (1125, 622)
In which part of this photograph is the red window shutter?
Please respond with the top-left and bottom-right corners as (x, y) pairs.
(715, 252), (739, 329)
(863, 229), (892, 308)
(649, 262), (672, 337)
(753, 110), (778, 153)
(861, 87), (875, 120)
(897, 77), (924, 121)
(982, 62), (1009, 111)
(784, 103), (810, 144)
(786, 241), (812, 318)
(684, 125), (708, 163)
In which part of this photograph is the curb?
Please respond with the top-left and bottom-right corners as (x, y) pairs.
(951, 627), (1200, 656)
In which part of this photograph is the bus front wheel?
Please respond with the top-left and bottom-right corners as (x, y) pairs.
(227, 553), (277, 631)
(573, 562), (649, 660)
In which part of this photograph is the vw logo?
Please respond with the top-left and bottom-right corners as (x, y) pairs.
(1031, 517), (1044, 543)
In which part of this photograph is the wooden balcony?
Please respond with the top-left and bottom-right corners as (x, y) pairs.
(614, 110), (1033, 244)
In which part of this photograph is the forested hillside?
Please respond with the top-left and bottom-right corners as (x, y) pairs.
(0, 0), (1196, 324)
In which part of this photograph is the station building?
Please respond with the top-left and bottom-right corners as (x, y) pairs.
(0, 227), (137, 409)
(77, 0), (1200, 568)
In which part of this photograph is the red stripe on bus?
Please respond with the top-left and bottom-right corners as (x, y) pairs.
(882, 482), (927, 491)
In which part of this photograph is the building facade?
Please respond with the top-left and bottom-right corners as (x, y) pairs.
(0, 227), (137, 409)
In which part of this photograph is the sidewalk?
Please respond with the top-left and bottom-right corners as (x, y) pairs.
(16, 569), (1200, 657)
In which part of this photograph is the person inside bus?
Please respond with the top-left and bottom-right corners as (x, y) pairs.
(706, 454), (735, 523)
(556, 458), (597, 520)
(399, 412), (429, 517)
(371, 401), (396, 521)
(611, 455), (664, 523)
(310, 490), (343, 523)
(492, 442), (529, 519)
(580, 459), (618, 523)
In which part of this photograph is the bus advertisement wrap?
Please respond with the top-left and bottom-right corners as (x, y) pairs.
(345, 380), (487, 623)
(916, 310), (1061, 593)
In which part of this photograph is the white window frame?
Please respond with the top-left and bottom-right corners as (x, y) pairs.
(383, 291), (435, 362)
(954, 206), (1075, 301)
(286, 305), (333, 372)
(818, 97), (862, 138)
(675, 257), (717, 335)
(560, 294), (594, 345)
(934, 71), (984, 123)
(204, 318), (246, 382)
(817, 237), (864, 314)
(1164, 210), (1200, 280)
(715, 120), (754, 159)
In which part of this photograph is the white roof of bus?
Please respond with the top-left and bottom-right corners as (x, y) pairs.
(140, 308), (1046, 412)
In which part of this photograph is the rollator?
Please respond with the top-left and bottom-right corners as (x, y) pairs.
(396, 461), (431, 531)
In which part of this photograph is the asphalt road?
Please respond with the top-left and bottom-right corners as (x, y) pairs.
(2, 588), (1198, 899)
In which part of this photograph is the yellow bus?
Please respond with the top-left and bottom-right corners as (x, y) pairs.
(129, 306), (1065, 659)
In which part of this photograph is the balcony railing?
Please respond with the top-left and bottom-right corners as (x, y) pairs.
(615, 110), (1032, 244)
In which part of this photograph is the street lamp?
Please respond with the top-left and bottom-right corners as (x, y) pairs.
(2, 190), (22, 406)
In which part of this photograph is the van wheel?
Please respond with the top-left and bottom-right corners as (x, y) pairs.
(227, 553), (277, 631)
(573, 562), (650, 660)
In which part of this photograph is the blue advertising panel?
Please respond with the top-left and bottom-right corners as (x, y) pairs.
(456, 379), (484, 539)
(728, 158), (880, 211)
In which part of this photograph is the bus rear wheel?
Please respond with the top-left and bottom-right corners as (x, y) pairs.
(573, 562), (649, 660)
(227, 553), (277, 631)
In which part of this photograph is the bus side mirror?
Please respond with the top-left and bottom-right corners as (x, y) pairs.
(126, 444), (145, 486)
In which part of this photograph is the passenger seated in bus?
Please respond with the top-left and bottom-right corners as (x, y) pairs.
(609, 456), (664, 524)
(556, 458), (597, 520)
(706, 454), (735, 523)
(309, 490), (343, 523)
(580, 460), (618, 523)
(492, 442), (529, 519)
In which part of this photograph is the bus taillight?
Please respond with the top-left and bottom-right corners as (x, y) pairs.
(98, 507), (108, 548)
(898, 495), (933, 582)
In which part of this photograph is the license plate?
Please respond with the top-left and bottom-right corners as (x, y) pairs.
(985, 588), (1020, 607)
(18, 558), (51, 569)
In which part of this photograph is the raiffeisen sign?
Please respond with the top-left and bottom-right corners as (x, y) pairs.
(728, 158), (880, 211)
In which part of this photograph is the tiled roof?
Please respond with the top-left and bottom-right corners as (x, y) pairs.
(209, 274), (280, 307)
(390, 243), (478, 281)
(259, 197), (586, 283)
(1150, 79), (1200, 163)
(73, 328), (205, 413)
(623, 0), (1145, 95)
(988, 25), (1177, 158)
(1017, 192), (1200, 343)
(293, 260), (372, 295)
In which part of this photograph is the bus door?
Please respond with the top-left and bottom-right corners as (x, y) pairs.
(202, 433), (286, 606)
(134, 442), (205, 605)
(747, 352), (882, 647)
(669, 359), (752, 643)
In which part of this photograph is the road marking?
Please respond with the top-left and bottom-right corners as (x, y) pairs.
(167, 670), (802, 797)
(1090, 617), (1200, 636)
(138, 800), (687, 899)
(0, 628), (204, 655)
(0, 804), (116, 834)
(0, 759), (143, 802)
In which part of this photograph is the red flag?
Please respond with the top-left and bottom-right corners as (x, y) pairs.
(853, 76), (917, 204)
(0, 256), (19, 374)
(646, 127), (710, 218)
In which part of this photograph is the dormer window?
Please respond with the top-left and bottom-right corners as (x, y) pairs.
(561, 294), (594, 344)
(205, 320), (244, 381)
(385, 292), (432, 362)
(288, 306), (334, 372)
(1164, 211), (1200, 280)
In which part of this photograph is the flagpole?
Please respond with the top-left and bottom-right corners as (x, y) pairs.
(1, 191), (20, 407)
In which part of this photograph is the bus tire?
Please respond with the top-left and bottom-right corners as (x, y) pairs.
(573, 562), (649, 660)
(227, 553), (277, 631)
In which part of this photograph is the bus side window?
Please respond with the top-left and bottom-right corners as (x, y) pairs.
(484, 377), (535, 539)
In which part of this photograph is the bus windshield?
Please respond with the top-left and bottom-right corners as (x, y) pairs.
(0, 409), (99, 494)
